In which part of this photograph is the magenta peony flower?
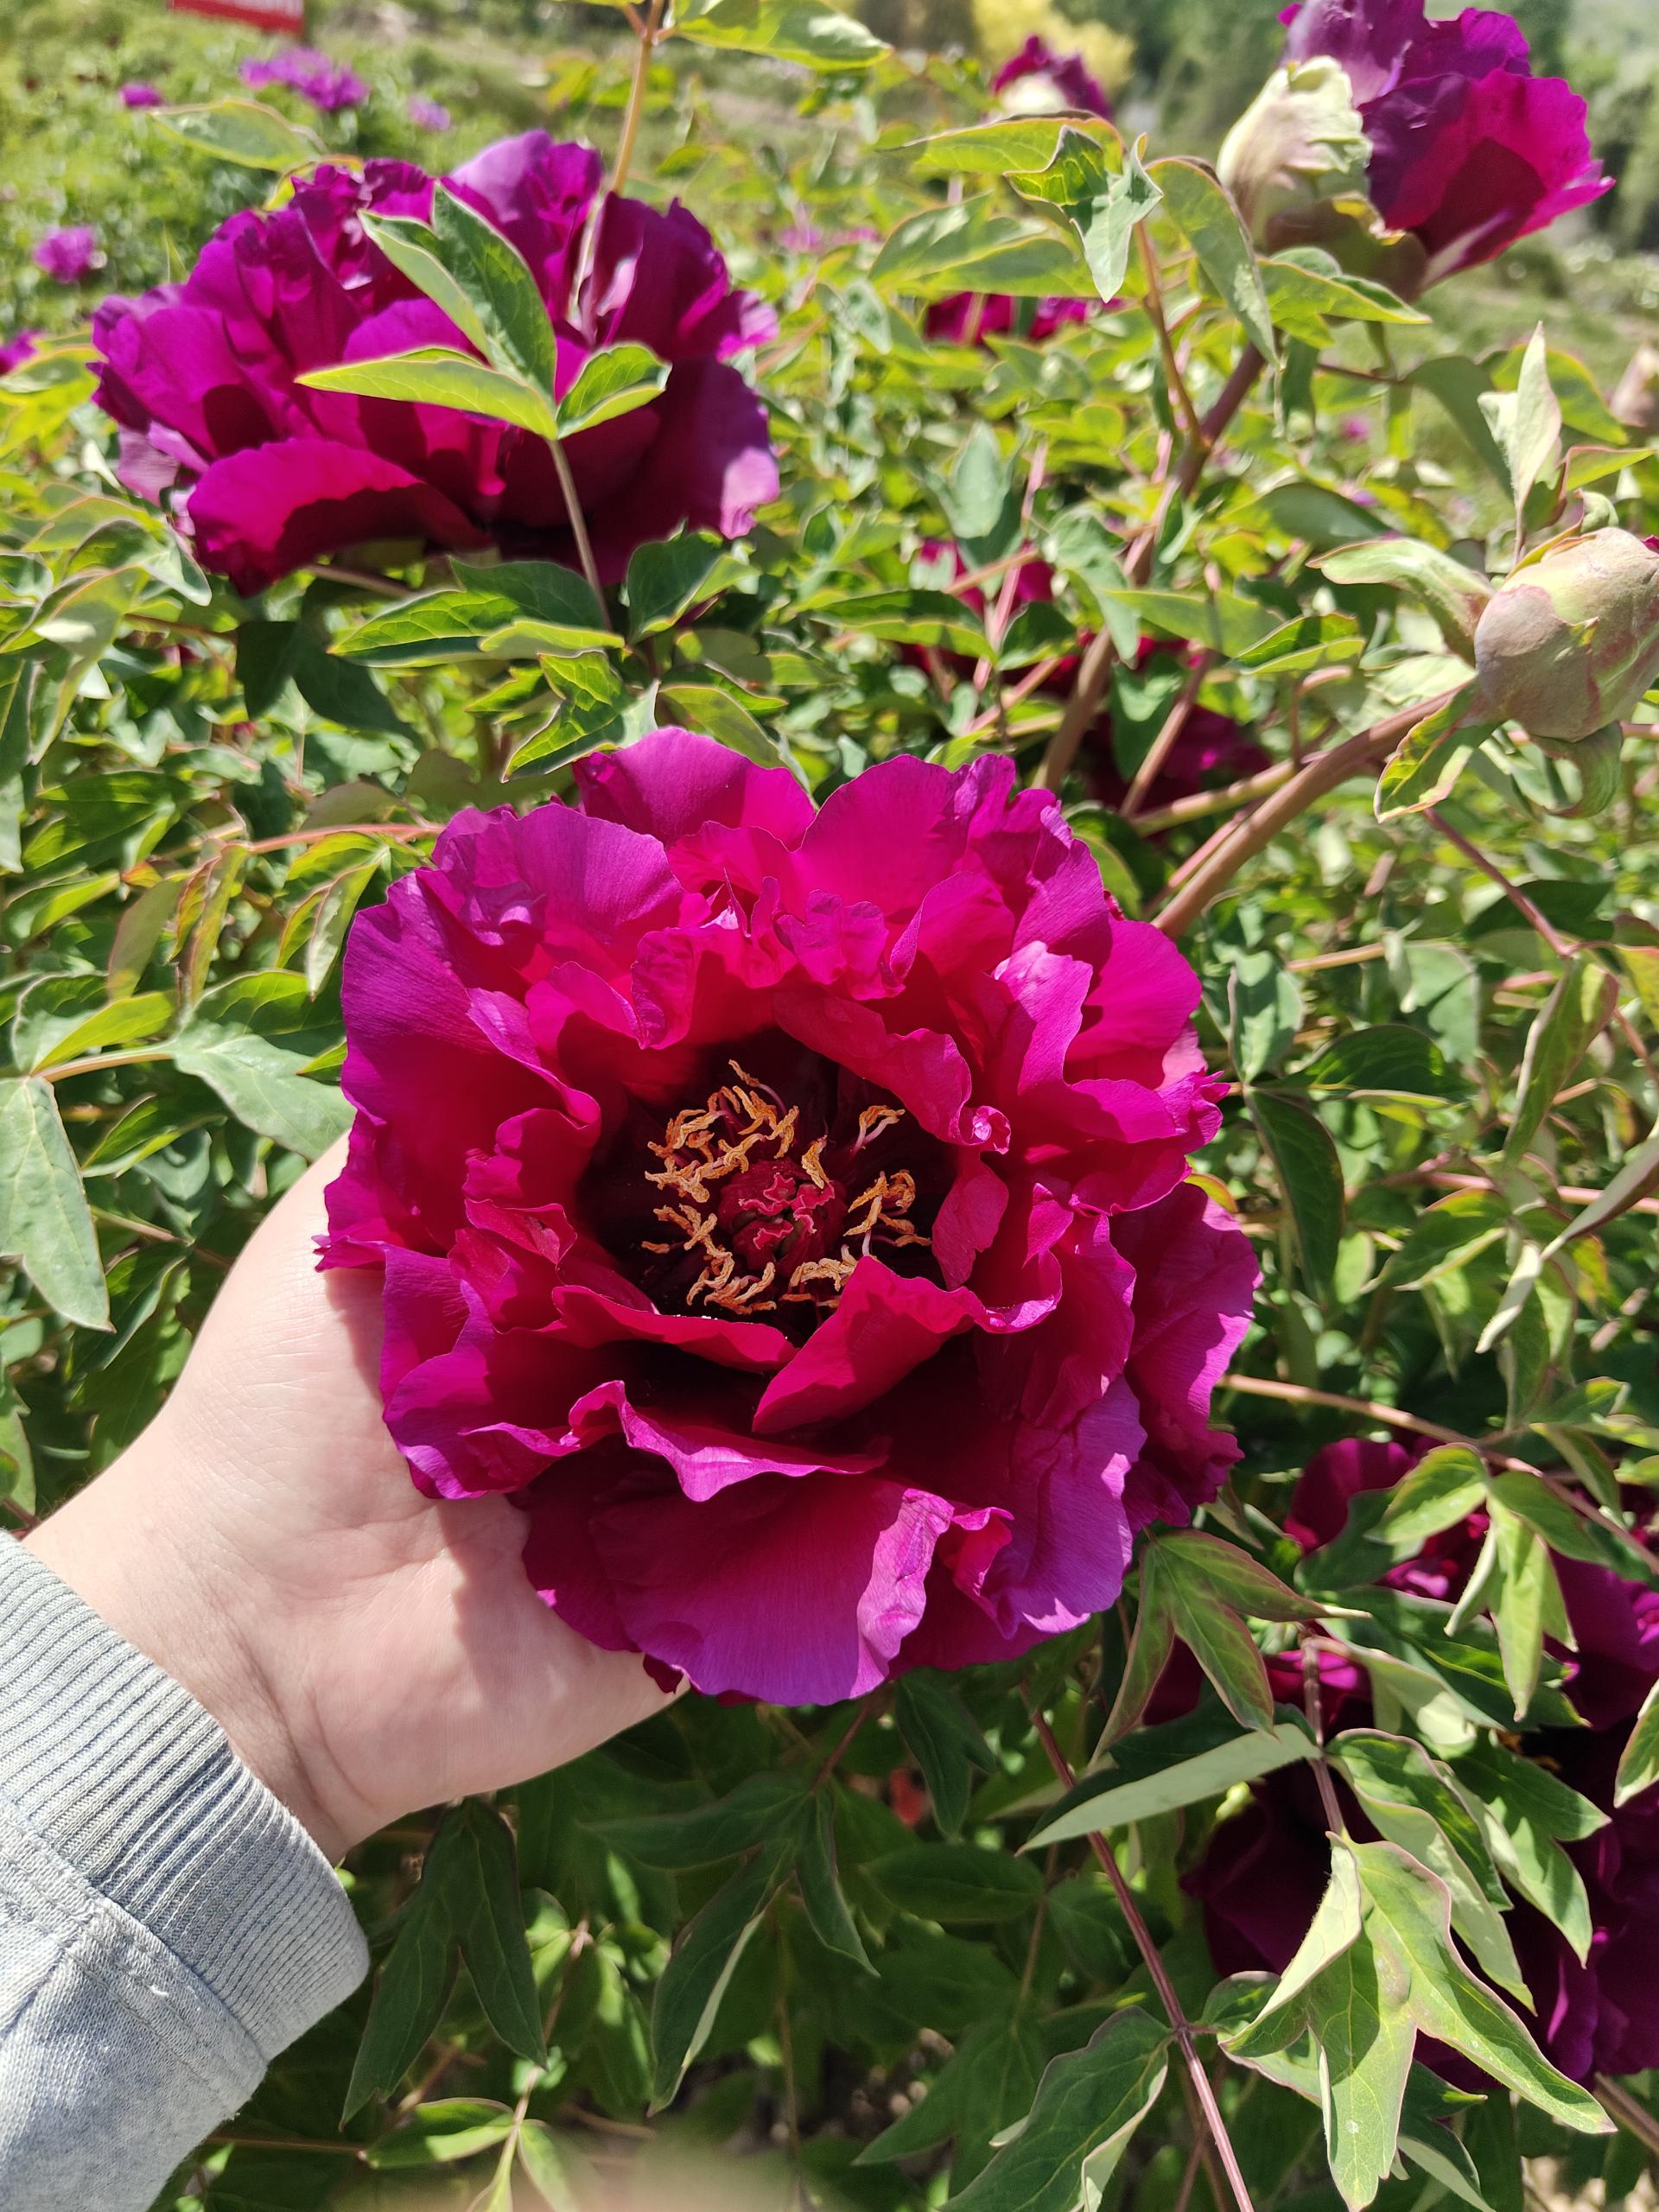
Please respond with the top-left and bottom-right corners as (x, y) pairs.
(991, 35), (1112, 119)
(33, 226), (99, 285)
(924, 293), (1094, 347)
(1185, 1439), (1659, 2082)
(120, 82), (165, 110)
(320, 728), (1256, 1705)
(407, 94), (452, 132)
(1278, 0), (1610, 283)
(241, 48), (369, 114)
(92, 132), (778, 597)
(0, 331), (39, 376)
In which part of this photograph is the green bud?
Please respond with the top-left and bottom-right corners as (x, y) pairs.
(1611, 342), (1659, 437)
(1217, 57), (1372, 245)
(1473, 528), (1659, 743)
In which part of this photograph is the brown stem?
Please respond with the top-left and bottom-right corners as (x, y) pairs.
(1116, 757), (1298, 836)
(547, 435), (607, 612)
(1036, 343), (1266, 793)
(1595, 2074), (1659, 2161)
(1122, 652), (1213, 818)
(1030, 1708), (1256, 2212)
(1139, 228), (1207, 454)
(1154, 690), (1460, 937)
(1217, 1373), (1540, 1476)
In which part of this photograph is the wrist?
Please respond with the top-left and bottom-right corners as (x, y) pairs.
(24, 1437), (353, 1861)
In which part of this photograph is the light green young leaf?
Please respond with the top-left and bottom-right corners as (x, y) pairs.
(1616, 1677), (1659, 1807)
(1502, 955), (1619, 1166)
(362, 213), (490, 353)
(555, 344), (669, 436)
(1249, 1090), (1344, 1297)
(150, 98), (321, 172)
(1010, 130), (1161, 308)
(1454, 1738), (1602, 1963)
(1306, 1446), (1488, 1591)
(1374, 686), (1487, 820)
(365, 2098), (517, 2169)
(1478, 325), (1561, 536)
(430, 182), (556, 392)
(1319, 538), (1493, 657)
(299, 349), (559, 438)
(1032, 1719), (1317, 1846)
(673, 0), (888, 67)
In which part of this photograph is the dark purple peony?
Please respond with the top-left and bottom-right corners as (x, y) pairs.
(34, 227), (99, 285)
(120, 82), (166, 110)
(321, 728), (1256, 1706)
(0, 332), (39, 377)
(242, 48), (369, 114)
(991, 35), (1113, 120)
(92, 131), (778, 596)
(924, 293), (1094, 348)
(1279, 0), (1610, 283)
(1185, 1438), (1659, 2082)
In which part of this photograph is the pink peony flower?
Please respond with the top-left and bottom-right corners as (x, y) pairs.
(1280, 0), (1610, 283)
(0, 331), (39, 376)
(924, 293), (1095, 347)
(321, 728), (1256, 1705)
(991, 35), (1113, 119)
(120, 82), (166, 110)
(92, 131), (778, 597)
(33, 226), (99, 285)
(241, 48), (368, 114)
(407, 95), (452, 132)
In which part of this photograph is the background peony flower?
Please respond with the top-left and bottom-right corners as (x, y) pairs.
(33, 226), (99, 284)
(407, 95), (452, 132)
(120, 82), (165, 110)
(92, 131), (779, 597)
(1185, 1438), (1659, 2082)
(1276, 0), (1610, 284)
(0, 331), (39, 376)
(321, 728), (1255, 1706)
(991, 35), (1113, 119)
(242, 48), (369, 114)
(924, 292), (1095, 347)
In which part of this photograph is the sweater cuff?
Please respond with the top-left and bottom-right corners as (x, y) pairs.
(0, 1535), (368, 2060)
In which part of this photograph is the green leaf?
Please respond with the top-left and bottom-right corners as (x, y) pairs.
(430, 181), (556, 392)
(1332, 1732), (1523, 1999)
(1097, 1548), (1177, 1745)
(1155, 1531), (1317, 1624)
(1262, 254), (1427, 340)
(1031, 1718), (1317, 1847)
(172, 982), (351, 1160)
(1306, 1446), (1489, 1591)
(517, 2123), (588, 2210)
(555, 344), (669, 436)
(1249, 1090), (1344, 1296)
(0, 1077), (107, 1327)
(1319, 539), (1493, 657)
(798, 1789), (874, 1972)
(940, 2010), (1170, 2212)
(1617, 1677), (1659, 1806)
(424, 1801), (546, 2065)
(1227, 945), (1303, 1084)
(1234, 611), (1365, 677)
(1374, 685), (1486, 820)
(342, 1897), (455, 2119)
(298, 349), (558, 439)
(673, 0), (887, 67)
(1297, 1026), (1460, 1100)
(1479, 324), (1560, 537)
(624, 533), (728, 639)
(812, 588), (988, 656)
(361, 213), (490, 355)
(365, 2099), (516, 2169)
(908, 118), (1099, 180)
(599, 1773), (809, 1869)
(1160, 1573), (1275, 1730)
(1485, 1470), (1659, 1589)
(873, 201), (1090, 299)
(1150, 156), (1277, 365)
(1453, 1738), (1602, 1962)
(1010, 130), (1161, 308)
(150, 98), (320, 171)
(649, 1847), (784, 2108)
(0, 1363), (35, 1516)
(14, 976), (171, 1074)
(1353, 1839), (1611, 2135)
(1503, 956), (1619, 1166)
(896, 1672), (995, 1836)
(870, 1842), (1045, 1923)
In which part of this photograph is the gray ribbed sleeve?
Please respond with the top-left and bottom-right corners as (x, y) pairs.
(0, 1535), (369, 2209)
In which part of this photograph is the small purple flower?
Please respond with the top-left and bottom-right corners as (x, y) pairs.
(241, 48), (368, 115)
(0, 331), (39, 377)
(120, 83), (165, 110)
(991, 35), (1112, 119)
(33, 227), (99, 285)
(1278, 0), (1609, 284)
(407, 95), (451, 133)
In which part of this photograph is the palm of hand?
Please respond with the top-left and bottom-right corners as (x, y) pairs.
(29, 1152), (670, 1859)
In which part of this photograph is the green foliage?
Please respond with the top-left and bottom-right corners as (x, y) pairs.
(8, 7), (1659, 2211)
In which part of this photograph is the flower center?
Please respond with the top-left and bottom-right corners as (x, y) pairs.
(639, 1061), (930, 1319)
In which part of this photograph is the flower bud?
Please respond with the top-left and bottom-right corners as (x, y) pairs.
(1473, 529), (1659, 742)
(1217, 56), (1371, 244)
(1612, 343), (1659, 437)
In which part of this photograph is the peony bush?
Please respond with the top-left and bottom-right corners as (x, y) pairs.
(4, 2), (1659, 2208)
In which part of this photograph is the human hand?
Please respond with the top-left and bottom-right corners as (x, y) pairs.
(24, 1146), (672, 1860)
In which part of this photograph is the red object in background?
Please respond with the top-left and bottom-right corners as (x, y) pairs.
(169, 0), (305, 32)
